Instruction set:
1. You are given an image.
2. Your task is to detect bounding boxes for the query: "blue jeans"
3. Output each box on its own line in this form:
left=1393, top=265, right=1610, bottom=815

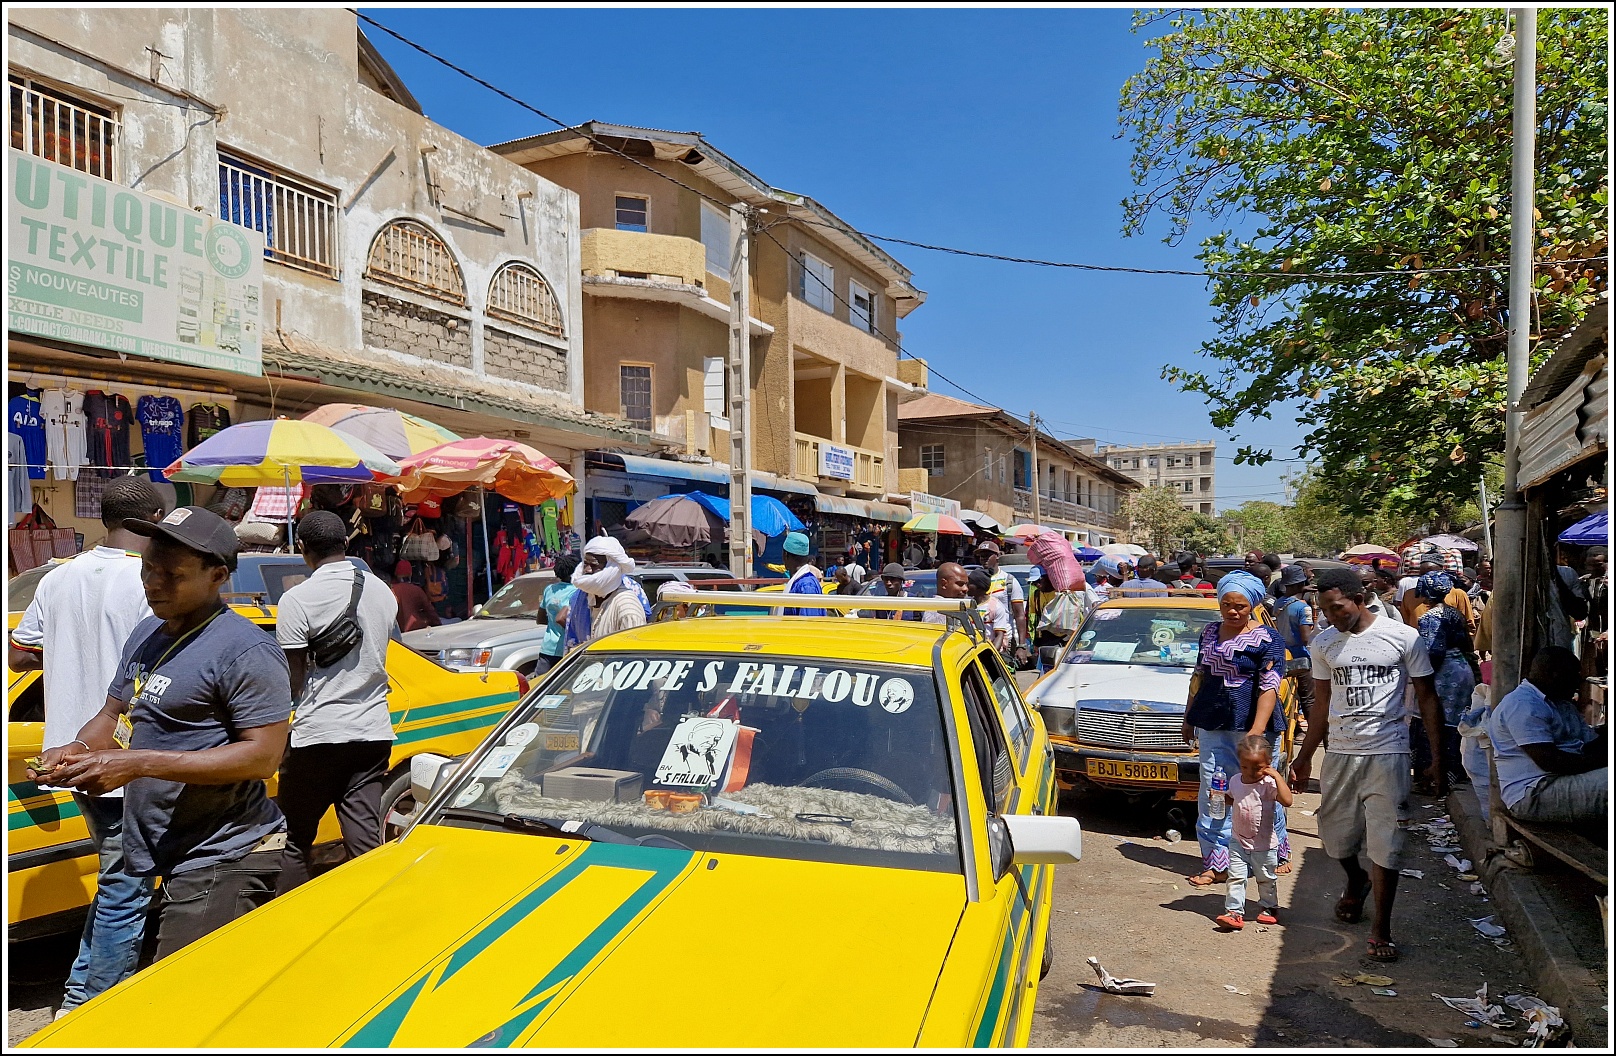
left=1195, top=727, right=1291, bottom=873
left=60, top=794, right=154, bottom=1012
left=1226, top=845, right=1279, bottom=914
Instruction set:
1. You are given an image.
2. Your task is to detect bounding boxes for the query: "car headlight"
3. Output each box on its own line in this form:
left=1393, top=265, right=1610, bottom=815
left=443, top=648, right=493, bottom=667
left=1038, top=704, right=1077, bottom=739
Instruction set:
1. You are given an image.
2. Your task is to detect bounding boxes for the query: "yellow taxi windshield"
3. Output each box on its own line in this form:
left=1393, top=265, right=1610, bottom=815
left=427, top=652, right=961, bottom=873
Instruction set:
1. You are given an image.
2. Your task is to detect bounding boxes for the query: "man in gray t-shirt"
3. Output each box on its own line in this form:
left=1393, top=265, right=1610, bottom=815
left=41, top=506, right=292, bottom=960
left=273, top=511, right=399, bottom=893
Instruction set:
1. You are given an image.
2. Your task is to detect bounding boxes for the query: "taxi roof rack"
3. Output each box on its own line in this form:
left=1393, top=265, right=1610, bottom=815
left=655, top=587, right=985, bottom=642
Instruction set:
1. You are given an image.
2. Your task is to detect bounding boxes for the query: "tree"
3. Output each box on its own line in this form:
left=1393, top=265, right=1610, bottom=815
left=1180, top=511, right=1234, bottom=556
left=1123, top=485, right=1190, bottom=555
left=1220, top=501, right=1292, bottom=555
left=1120, top=8, right=1607, bottom=523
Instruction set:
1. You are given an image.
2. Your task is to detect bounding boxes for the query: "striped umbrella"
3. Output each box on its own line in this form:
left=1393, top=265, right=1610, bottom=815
left=1005, top=523, right=1060, bottom=543
left=301, top=404, right=460, bottom=461
left=163, top=417, right=401, bottom=486
left=901, top=512, right=972, bottom=536
left=396, top=437, right=574, bottom=505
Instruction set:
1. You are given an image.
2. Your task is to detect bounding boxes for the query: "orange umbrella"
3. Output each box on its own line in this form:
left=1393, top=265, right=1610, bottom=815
left=396, top=437, right=574, bottom=505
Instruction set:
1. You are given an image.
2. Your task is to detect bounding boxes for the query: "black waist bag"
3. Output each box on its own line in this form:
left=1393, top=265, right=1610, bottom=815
left=309, top=570, right=366, bottom=668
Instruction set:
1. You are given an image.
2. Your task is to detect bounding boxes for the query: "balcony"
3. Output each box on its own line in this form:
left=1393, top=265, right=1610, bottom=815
left=794, top=432, right=886, bottom=494
left=580, top=229, right=771, bottom=335
left=1013, top=489, right=1125, bottom=532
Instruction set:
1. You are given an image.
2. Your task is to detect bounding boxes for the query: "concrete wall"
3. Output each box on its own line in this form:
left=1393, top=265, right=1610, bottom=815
left=1096, top=440, right=1217, bottom=512
left=7, top=7, right=584, bottom=407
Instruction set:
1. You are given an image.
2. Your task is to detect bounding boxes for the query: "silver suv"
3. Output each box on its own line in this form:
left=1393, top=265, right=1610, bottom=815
left=400, top=564, right=740, bottom=675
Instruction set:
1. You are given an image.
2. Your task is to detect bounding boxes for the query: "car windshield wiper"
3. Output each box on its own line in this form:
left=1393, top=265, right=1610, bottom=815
left=435, top=806, right=594, bottom=841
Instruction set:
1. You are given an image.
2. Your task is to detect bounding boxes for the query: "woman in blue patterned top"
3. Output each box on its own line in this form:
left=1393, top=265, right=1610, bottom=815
left=1412, top=571, right=1479, bottom=792
left=1182, top=571, right=1291, bottom=886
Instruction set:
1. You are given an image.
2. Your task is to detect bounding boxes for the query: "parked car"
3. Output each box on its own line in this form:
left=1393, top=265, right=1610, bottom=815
left=30, top=596, right=1081, bottom=1047
left=402, top=564, right=744, bottom=675
left=1023, top=594, right=1299, bottom=802
left=6, top=603, right=522, bottom=941
left=6, top=552, right=360, bottom=613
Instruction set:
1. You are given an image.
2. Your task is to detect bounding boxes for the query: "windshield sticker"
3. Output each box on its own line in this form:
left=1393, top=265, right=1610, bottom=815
left=654, top=715, right=740, bottom=788
left=1151, top=627, right=1177, bottom=647
left=543, top=730, right=581, bottom=752
left=453, top=782, right=485, bottom=808
left=505, top=722, right=540, bottom=746
left=475, top=745, right=522, bottom=779
left=878, top=677, right=916, bottom=714
left=536, top=694, right=568, bottom=710
left=1063, top=650, right=1095, bottom=664
left=1090, top=641, right=1137, bottom=662
left=1092, top=609, right=1121, bottom=621
left=1152, top=619, right=1188, bottom=632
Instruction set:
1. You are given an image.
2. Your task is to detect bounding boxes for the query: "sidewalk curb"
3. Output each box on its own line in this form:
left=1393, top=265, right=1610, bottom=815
left=1447, top=787, right=1609, bottom=1046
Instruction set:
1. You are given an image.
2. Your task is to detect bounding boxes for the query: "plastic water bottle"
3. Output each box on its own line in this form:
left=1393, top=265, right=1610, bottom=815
left=1208, top=765, right=1228, bottom=821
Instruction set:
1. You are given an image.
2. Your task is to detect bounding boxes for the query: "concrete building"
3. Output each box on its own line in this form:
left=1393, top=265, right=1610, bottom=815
left=7, top=8, right=649, bottom=544
left=897, top=394, right=1138, bottom=544
left=1094, top=441, right=1217, bottom=514
left=491, top=123, right=931, bottom=530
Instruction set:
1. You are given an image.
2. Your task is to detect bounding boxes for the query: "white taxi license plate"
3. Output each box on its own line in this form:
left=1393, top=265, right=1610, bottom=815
left=1086, top=758, right=1179, bottom=783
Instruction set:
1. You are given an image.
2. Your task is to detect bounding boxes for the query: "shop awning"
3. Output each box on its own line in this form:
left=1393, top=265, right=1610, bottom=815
left=959, top=508, right=1006, bottom=533
left=813, top=494, right=911, bottom=523
left=593, top=453, right=819, bottom=496
left=1559, top=511, right=1608, bottom=545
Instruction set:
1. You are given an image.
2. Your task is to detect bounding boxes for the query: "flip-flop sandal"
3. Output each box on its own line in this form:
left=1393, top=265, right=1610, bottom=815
left=1334, top=882, right=1369, bottom=924
left=1186, top=870, right=1227, bottom=887
left=1366, top=939, right=1399, bottom=962
left=1276, top=860, right=1293, bottom=876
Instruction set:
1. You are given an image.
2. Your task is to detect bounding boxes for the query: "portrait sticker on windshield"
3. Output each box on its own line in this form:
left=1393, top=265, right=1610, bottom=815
left=505, top=722, right=540, bottom=746
left=1092, top=609, right=1122, bottom=621
left=654, top=715, right=740, bottom=788
left=476, top=745, right=522, bottom=779
left=877, top=677, right=915, bottom=714
left=1090, top=641, right=1137, bottom=662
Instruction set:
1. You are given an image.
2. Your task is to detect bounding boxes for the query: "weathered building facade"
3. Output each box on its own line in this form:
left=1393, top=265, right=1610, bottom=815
left=1094, top=440, right=1218, bottom=514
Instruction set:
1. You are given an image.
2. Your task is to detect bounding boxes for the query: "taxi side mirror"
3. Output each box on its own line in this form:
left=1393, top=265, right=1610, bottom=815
left=410, top=752, right=455, bottom=806
left=1004, top=814, right=1083, bottom=865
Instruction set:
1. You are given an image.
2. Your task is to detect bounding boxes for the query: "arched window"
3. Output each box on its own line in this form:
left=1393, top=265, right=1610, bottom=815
left=487, top=261, right=564, bottom=336
left=365, top=220, right=465, bottom=304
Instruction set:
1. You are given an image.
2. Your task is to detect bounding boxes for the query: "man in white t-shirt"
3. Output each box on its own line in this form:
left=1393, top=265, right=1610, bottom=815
left=11, top=477, right=163, bottom=1015
left=273, top=511, right=399, bottom=894
left=1290, top=568, right=1442, bottom=966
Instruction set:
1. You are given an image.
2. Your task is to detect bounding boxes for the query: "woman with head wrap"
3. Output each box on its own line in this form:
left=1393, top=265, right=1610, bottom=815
left=1411, top=571, right=1478, bottom=793
left=1182, top=571, right=1292, bottom=885
left=571, top=536, right=646, bottom=642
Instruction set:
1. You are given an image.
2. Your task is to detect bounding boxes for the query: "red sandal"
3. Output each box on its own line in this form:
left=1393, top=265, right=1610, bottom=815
left=1215, top=912, right=1245, bottom=931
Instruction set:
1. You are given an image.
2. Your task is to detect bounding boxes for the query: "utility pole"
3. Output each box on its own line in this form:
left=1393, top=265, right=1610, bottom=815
left=1491, top=8, right=1535, bottom=715
left=1028, top=412, right=1041, bottom=526
left=727, top=204, right=754, bottom=579
left=1478, top=473, right=1493, bottom=560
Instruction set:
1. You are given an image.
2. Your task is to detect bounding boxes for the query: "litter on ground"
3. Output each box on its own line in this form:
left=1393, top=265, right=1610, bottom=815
left=1371, top=988, right=1398, bottom=996
left=1223, top=984, right=1250, bottom=996
left=1335, top=972, right=1396, bottom=987
left=1468, top=915, right=1508, bottom=939
left=1443, top=854, right=1473, bottom=873
left=1504, top=995, right=1567, bottom=1047
left=1425, top=1038, right=1458, bottom=1047
left=1432, top=984, right=1516, bottom=1028
left=1400, top=868, right=1425, bottom=879
left=1087, top=956, right=1157, bottom=996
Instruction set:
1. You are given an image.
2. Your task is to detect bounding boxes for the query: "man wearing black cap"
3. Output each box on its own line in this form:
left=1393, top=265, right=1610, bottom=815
left=39, top=506, right=292, bottom=959
left=861, top=562, right=917, bottom=620
left=273, top=510, right=398, bottom=894
left=973, top=539, right=1028, bottom=664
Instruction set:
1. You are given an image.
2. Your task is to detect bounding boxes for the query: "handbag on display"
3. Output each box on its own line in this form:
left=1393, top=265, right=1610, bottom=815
left=358, top=483, right=391, bottom=517
left=9, top=505, right=77, bottom=573
left=400, top=517, right=439, bottom=562
left=447, top=490, right=483, bottom=521
left=235, top=521, right=284, bottom=548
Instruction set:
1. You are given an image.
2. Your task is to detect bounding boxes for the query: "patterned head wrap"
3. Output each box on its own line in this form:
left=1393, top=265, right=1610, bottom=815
left=1215, top=570, right=1268, bottom=608
left=1415, top=570, right=1453, bottom=601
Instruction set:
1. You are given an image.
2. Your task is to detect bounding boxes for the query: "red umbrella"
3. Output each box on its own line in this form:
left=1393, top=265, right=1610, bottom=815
left=396, top=437, right=573, bottom=505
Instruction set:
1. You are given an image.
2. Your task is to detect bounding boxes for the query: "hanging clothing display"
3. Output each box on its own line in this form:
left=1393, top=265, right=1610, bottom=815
left=136, top=394, right=185, bottom=481
left=74, top=474, right=107, bottom=519
left=8, top=389, right=45, bottom=480
left=8, top=432, right=30, bottom=526
left=40, top=388, right=86, bottom=482
left=187, top=402, right=232, bottom=447
left=539, top=500, right=560, bottom=552
left=83, top=390, right=132, bottom=470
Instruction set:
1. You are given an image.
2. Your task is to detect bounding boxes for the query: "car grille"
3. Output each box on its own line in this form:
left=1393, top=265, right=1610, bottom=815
left=1075, top=708, right=1191, bottom=751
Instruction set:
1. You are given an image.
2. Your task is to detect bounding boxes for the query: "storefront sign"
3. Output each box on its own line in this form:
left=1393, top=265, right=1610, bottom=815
left=909, top=491, right=960, bottom=518
left=8, top=150, right=264, bottom=376
left=818, top=442, right=855, bottom=480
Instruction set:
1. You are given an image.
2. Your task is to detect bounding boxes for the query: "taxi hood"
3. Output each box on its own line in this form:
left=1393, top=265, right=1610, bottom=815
left=1027, top=660, right=1192, bottom=711
left=31, top=825, right=966, bottom=1049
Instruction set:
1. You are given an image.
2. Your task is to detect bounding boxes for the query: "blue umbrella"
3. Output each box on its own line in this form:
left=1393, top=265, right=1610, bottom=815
left=664, top=492, right=804, bottom=537
left=1559, top=511, right=1608, bottom=545
left=1074, top=546, right=1104, bottom=561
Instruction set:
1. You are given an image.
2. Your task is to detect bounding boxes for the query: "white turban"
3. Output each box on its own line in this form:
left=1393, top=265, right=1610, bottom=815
left=575, top=536, right=636, bottom=597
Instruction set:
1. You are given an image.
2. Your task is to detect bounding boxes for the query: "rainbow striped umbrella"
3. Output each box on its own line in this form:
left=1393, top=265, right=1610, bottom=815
left=901, top=512, right=972, bottom=536
left=164, top=417, right=402, bottom=486
left=301, top=404, right=460, bottom=461
left=396, top=437, right=574, bottom=505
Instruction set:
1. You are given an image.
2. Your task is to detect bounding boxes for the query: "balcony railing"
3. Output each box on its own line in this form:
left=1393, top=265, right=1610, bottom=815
left=580, top=229, right=708, bottom=287
left=219, top=156, right=339, bottom=277
left=1013, top=489, right=1123, bottom=531
left=794, top=433, right=885, bottom=493
left=10, top=77, right=117, bottom=180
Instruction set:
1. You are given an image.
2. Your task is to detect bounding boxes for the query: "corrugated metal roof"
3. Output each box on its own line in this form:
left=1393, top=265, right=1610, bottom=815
left=812, top=494, right=910, bottom=523
left=1521, top=295, right=1609, bottom=408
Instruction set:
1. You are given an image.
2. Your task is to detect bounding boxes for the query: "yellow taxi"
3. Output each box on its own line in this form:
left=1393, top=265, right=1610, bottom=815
left=7, top=601, right=523, bottom=941
left=26, top=592, right=1081, bottom=1048
left=1023, top=593, right=1299, bottom=800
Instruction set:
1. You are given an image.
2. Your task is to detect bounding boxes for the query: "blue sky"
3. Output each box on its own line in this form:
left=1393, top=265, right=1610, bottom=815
left=361, top=6, right=1306, bottom=509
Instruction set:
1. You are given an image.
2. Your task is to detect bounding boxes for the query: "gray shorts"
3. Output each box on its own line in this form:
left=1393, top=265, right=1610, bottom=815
left=1318, top=751, right=1411, bottom=869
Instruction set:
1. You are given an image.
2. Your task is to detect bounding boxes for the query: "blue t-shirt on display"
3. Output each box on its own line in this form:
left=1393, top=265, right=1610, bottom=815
left=108, top=609, right=292, bottom=877
left=136, top=395, right=185, bottom=481
left=8, top=391, right=45, bottom=480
